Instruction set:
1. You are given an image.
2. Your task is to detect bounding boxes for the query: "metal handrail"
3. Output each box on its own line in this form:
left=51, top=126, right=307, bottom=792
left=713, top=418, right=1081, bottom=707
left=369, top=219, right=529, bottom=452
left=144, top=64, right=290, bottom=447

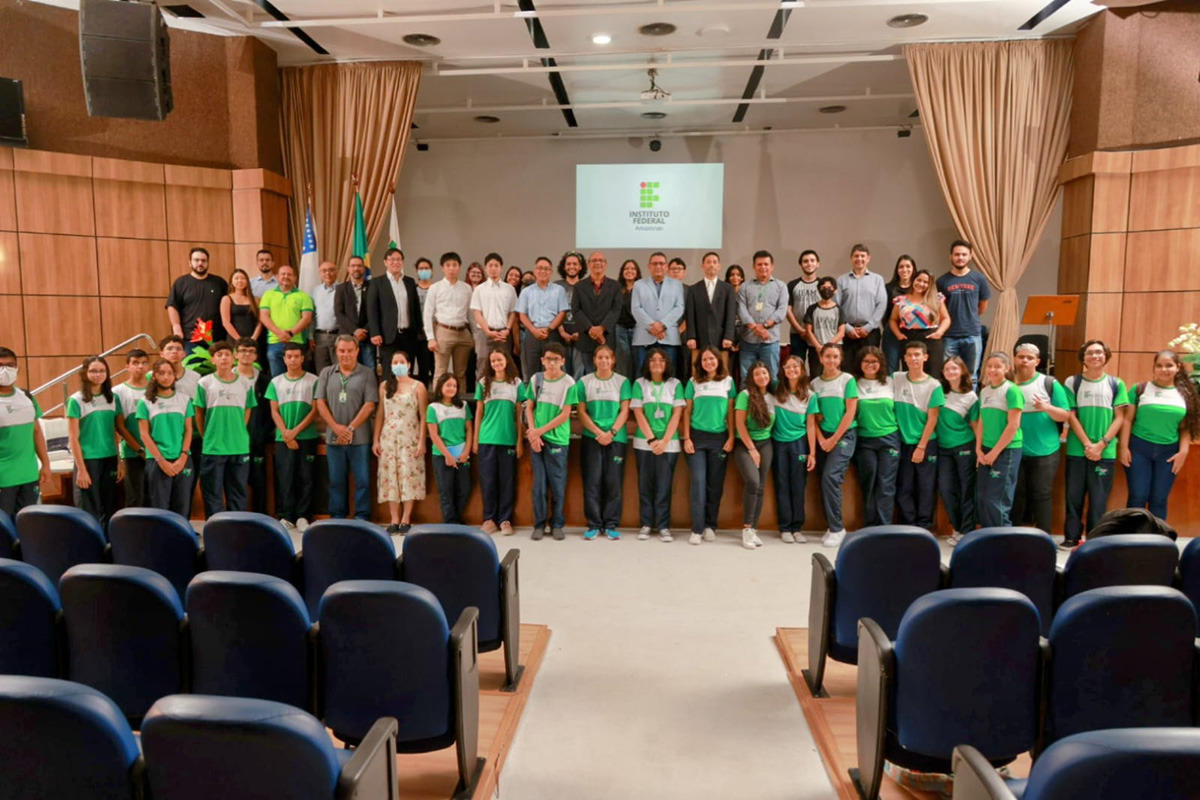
left=32, top=333, right=160, bottom=416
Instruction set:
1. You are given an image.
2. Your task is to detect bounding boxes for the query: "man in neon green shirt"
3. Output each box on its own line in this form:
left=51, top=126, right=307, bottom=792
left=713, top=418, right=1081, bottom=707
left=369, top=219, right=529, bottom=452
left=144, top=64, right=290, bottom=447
left=0, top=347, right=52, bottom=516
left=259, top=264, right=315, bottom=377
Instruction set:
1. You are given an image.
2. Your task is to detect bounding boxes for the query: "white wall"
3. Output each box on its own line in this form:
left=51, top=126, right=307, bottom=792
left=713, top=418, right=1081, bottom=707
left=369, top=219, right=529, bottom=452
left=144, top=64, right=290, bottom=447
left=393, top=129, right=1061, bottom=333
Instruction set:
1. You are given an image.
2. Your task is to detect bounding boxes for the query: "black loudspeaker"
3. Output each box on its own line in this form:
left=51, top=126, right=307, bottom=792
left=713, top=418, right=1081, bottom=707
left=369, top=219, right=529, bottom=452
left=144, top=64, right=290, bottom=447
left=79, top=0, right=173, bottom=121
left=0, top=78, right=27, bottom=147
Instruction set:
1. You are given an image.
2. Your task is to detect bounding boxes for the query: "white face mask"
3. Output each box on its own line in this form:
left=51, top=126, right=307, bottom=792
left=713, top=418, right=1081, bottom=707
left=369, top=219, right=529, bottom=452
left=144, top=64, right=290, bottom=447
left=0, top=366, right=17, bottom=386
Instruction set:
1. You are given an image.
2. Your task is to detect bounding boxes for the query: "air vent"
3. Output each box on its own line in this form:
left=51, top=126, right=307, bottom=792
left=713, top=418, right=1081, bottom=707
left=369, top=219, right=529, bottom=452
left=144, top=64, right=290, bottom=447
left=887, top=13, right=928, bottom=28
left=474, top=115, right=501, bottom=124
left=641, top=111, right=667, bottom=120
left=818, top=105, right=846, bottom=114
left=403, top=33, right=442, bottom=46
left=639, top=22, right=677, bottom=37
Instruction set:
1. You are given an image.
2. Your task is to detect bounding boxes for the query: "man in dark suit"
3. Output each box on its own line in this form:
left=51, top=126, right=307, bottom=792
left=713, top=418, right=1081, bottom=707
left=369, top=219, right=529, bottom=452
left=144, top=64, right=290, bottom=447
left=570, top=251, right=622, bottom=376
left=684, top=251, right=737, bottom=371
left=335, top=255, right=374, bottom=368
left=366, top=247, right=423, bottom=372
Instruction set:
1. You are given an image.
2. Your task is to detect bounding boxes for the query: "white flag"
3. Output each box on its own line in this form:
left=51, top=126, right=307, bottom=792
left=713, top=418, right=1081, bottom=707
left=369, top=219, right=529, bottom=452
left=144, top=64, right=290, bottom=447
left=298, top=203, right=320, bottom=295
left=387, top=200, right=401, bottom=251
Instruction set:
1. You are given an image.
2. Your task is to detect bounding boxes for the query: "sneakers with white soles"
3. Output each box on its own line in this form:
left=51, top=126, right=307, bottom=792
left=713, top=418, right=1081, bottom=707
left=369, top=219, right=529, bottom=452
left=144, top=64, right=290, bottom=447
left=659, top=529, right=673, bottom=542
left=781, top=531, right=795, bottom=544
left=637, top=526, right=651, bottom=540
left=821, top=529, right=845, bottom=547
left=742, top=527, right=757, bottom=550
left=702, top=528, right=716, bottom=542
left=689, top=533, right=702, bottom=545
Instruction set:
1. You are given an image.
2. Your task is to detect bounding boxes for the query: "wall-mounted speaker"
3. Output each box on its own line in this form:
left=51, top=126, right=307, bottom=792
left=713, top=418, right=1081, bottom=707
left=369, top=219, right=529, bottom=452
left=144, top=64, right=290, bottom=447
left=0, top=78, right=28, bottom=147
left=79, top=0, right=173, bottom=121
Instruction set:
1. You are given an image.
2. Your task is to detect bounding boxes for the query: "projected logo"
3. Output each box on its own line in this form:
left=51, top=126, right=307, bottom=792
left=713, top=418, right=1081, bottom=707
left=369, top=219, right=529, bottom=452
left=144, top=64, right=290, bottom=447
left=639, top=181, right=660, bottom=209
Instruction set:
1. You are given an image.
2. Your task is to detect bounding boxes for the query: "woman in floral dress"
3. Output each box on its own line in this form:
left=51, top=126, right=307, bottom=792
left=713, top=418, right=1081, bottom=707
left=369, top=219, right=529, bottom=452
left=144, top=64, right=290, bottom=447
left=373, top=350, right=427, bottom=533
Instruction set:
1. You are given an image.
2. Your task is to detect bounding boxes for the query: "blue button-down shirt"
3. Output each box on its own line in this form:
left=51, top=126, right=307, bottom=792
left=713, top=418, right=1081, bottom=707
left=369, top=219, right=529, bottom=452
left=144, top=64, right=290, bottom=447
left=250, top=274, right=278, bottom=299
left=515, top=281, right=569, bottom=328
left=836, top=270, right=887, bottom=332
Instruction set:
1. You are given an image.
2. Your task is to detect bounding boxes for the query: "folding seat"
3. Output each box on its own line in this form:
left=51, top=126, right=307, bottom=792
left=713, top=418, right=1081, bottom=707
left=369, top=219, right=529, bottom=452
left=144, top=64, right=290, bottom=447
left=0, top=675, right=143, bottom=800
left=141, top=694, right=398, bottom=800
left=108, top=507, right=202, bottom=601
left=945, top=527, right=1057, bottom=634
left=0, top=509, right=16, bottom=557
left=1085, top=507, right=1177, bottom=540
left=1044, top=586, right=1197, bottom=747
left=952, top=728, right=1200, bottom=800
left=319, top=580, right=483, bottom=800
left=1057, top=533, right=1179, bottom=606
left=804, top=525, right=941, bottom=696
left=0, top=558, right=61, bottom=677
left=302, top=520, right=398, bottom=621
left=852, top=588, right=1043, bottom=800
left=60, top=564, right=188, bottom=725
left=17, top=504, right=108, bottom=584
left=401, top=524, right=523, bottom=690
left=1177, top=536, right=1200, bottom=613
left=187, top=571, right=315, bottom=712
left=203, top=510, right=301, bottom=587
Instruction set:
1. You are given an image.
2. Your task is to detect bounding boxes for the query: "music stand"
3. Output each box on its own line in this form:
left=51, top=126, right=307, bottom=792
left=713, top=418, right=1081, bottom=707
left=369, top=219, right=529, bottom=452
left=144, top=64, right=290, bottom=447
left=1022, top=295, right=1079, bottom=373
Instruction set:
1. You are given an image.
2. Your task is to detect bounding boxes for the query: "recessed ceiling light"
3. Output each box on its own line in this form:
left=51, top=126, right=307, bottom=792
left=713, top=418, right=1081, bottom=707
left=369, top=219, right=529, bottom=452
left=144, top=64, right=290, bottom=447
left=641, top=111, right=667, bottom=120
left=818, top=105, right=846, bottom=114
left=697, top=23, right=730, bottom=37
left=474, top=115, right=501, bottom=124
left=403, top=33, right=441, bottom=47
left=639, top=22, right=676, bottom=37
left=592, top=33, right=612, bottom=45
left=887, top=13, right=928, bottom=28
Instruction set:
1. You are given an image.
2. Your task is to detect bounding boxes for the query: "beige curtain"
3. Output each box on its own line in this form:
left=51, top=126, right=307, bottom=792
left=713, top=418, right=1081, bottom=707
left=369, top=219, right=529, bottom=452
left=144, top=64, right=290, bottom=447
left=906, top=40, right=1072, bottom=357
left=281, top=61, right=421, bottom=273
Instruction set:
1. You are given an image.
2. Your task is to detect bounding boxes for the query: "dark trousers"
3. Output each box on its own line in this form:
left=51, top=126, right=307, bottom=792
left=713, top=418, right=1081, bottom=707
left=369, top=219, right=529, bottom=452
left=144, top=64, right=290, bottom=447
left=146, top=457, right=194, bottom=518
left=432, top=456, right=473, bottom=524
left=1012, top=450, right=1060, bottom=533
left=977, top=447, right=1022, bottom=528
left=189, top=433, right=203, bottom=518
left=199, top=454, right=250, bottom=518
left=312, top=330, right=338, bottom=376
left=1064, top=455, right=1115, bottom=541
left=789, top=333, right=812, bottom=372
left=0, top=481, right=39, bottom=517
left=581, top=437, right=626, bottom=531
left=937, top=444, right=977, bottom=533
left=531, top=442, right=569, bottom=529
left=773, top=437, right=811, bottom=533
left=733, top=440, right=774, bottom=528
left=842, top=329, right=881, bottom=374
left=74, top=456, right=119, bottom=527
left=274, top=439, right=316, bottom=522
left=478, top=444, right=517, bottom=525
left=414, top=335, right=434, bottom=386
left=380, top=328, right=421, bottom=379
left=900, top=329, right=945, bottom=378
left=327, top=443, right=371, bottom=520
left=635, top=448, right=678, bottom=530
left=817, top=429, right=857, bottom=532
left=122, top=456, right=145, bottom=508
left=519, top=330, right=562, bottom=385
left=896, top=442, right=939, bottom=529
left=854, top=432, right=901, bottom=527
left=246, top=441, right=269, bottom=513
left=1126, top=435, right=1179, bottom=521
left=686, top=430, right=729, bottom=533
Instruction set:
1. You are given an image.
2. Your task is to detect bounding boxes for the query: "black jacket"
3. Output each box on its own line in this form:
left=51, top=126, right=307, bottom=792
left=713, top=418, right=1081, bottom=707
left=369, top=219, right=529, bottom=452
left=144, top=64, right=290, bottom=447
left=334, top=279, right=369, bottom=335
left=684, top=279, right=736, bottom=348
left=569, top=278, right=623, bottom=354
left=365, top=274, right=422, bottom=345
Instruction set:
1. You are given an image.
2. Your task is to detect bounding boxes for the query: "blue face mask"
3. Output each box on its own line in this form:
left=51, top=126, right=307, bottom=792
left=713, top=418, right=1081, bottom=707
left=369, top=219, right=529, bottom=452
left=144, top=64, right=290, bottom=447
left=417, top=268, right=433, bottom=281
left=391, top=363, right=410, bottom=377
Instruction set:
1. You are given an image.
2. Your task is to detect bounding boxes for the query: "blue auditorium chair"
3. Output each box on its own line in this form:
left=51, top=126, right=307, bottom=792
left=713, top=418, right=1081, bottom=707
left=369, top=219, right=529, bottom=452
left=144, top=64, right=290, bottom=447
left=60, top=564, right=188, bottom=725
left=319, top=580, right=483, bottom=800
left=0, top=509, right=16, bottom=557
left=804, top=526, right=941, bottom=696
left=202, top=511, right=301, bottom=587
left=952, top=728, right=1200, bottom=800
left=0, top=675, right=143, bottom=800
left=302, top=520, right=399, bottom=620
left=141, top=695, right=398, bottom=800
left=401, top=524, right=523, bottom=690
left=108, top=507, right=203, bottom=601
left=1057, top=533, right=1179, bottom=606
left=852, top=588, right=1043, bottom=800
left=1178, top=536, right=1200, bottom=613
left=1044, top=586, right=1198, bottom=748
left=186, top=571, right=315, bottom=712
left=946, top=527, right=1058, bottom=634
left=0, top=558, right=61, bottom=677
left=17, top=504, right=108, bottom=583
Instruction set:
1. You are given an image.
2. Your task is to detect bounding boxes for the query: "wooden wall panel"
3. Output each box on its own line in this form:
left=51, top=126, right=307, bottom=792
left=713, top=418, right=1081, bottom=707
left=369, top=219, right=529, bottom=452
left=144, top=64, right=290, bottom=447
left=164, top=186, right=234, bottom=244
left=1128, top=166, right=1200, bottom=232
left=232, top=190, right=264, bottom=245
left=24, top=357, right=89, bottom=405
left=93, top=171, right=167, bottom=241
left=17, top=233, right=98, bottom=295
left=13, top=172, right=95, bottom=236
left=1120, top=291, right=1200, bottom=353
left=22, top=295, right=101, bottom=356
left=1061, top=177, right=1094, bottom=238
left=1087, top=233, right=1126, bottom=292
left=1123, top=229, right=1200, bottom=292
left=1057, top=235, right=1088, bottom=294
left=1091, top=174, right=1131, bottom=233
left=97, top=238, right=171, bottom=298
left=100, top=297, right=169, bottom=351
left=0, top=162, right=15, bottom=232
left=261, top=192, right=290, bottom=247
left=0, top=230, right=20, bottom=294
left=0, top=294, right=25, bottom=353
left=167, top=241, right=236, bottom=281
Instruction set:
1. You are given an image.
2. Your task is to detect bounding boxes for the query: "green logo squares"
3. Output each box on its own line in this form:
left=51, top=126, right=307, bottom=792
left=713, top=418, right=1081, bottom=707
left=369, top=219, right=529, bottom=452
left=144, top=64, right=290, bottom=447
left=639, top=180, right=660, bottom=208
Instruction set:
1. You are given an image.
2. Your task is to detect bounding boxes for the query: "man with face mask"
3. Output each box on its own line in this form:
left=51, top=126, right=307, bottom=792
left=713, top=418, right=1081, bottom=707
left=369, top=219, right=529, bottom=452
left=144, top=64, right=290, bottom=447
left=0, top=347, right=53, bottom=516
left=366, top=247, right=422, bottom=377
left=335, top=255, right=375, bottom=369
left=166, top=246, right=229, bottom=355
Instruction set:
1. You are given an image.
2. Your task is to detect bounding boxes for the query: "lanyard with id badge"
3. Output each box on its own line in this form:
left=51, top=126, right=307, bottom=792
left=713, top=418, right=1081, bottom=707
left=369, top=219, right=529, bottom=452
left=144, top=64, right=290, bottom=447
left=651, top=381, right=667, bottom=421
left=336, top=372, right=351, bottom=404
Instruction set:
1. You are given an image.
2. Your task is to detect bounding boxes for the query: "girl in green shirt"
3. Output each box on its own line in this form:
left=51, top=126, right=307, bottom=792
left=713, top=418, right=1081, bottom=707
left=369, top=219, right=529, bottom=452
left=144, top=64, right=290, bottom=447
left=852, top=346, right=900, bottom=528
left=974, top=352, right=1024, bottom=528
left=812, top=344, right=858, bottom=546
left=631, top=348, right=684, bottom=541
left=427, top=373, right=473, bottom=525
left=681, top=346, right=735, bottom=545
left=937, top=356, right=979, bottom=545
left=577, top=345, right=631, bottom=540
left=67, top=356, right=120, bottom=526
left=772, top=355, right=818, bottom=543
left=474, top=349, right=523, bottom=535
left=137, top=358, right=194, bottom=517
left=734, top=361, right=775, bottom=549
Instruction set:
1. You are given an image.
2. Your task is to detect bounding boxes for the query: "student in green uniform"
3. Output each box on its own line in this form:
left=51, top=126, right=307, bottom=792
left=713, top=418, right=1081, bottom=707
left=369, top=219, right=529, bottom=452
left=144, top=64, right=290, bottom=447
left=682, top=346, right=735, bottom=545
left=853, top=346, right=900, bottom=528
left=733, top=361, right=775, bottom=549
left=113, top=349, right=150, bottom=508
left=67, top=356, right=120, bottom=526
left=812, top=344, right=858, bottom=547
left=266, top=342, right=319, bottom=530
left=893, top=341, right=944, bottom=529
left=938, top=356, right=979, bottom=545
left=772, top=355, right=818, bottom=543
left=427, top=373, right=473, bottom=524
left=577, top=345, right=631, bottom=541
left=235, top=337, right=272, bottom=514
left=1120, top=349, right=1200, bottom=521
left=158, top=334, right=201, bottom=515
left=138, top=358, right=195, bottom=517
left=0, top=346, right=52, bottom=517
left=474, top=348, right=523, bottom=536
left=194, top=340, right=256, bottom=517
left=523, top=342, right=576, bottom=540
left=1062, top=339, right=1129, bottom=547
left=974, top=352, right=1024, bottom=529
left=1011, top=342, right=1069, bottom=533
left=631, top=347, right=684, bottom=542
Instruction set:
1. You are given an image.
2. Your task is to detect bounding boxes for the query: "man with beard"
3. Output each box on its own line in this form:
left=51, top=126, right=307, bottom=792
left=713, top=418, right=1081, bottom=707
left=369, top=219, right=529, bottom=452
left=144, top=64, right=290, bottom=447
left=166, top=246, right=229, bottom=354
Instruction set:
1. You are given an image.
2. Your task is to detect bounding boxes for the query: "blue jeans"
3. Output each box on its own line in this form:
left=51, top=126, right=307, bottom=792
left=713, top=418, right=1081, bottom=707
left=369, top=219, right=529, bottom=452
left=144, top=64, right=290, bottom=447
left=1126, top=435, right=1179, bottom=521
left=326, top=443, right=371, bottom=520
left=943, top=334, right=983, bottom=385
left=773, top=437, right=811, bottom=533
left=1064, top=454, right=1115, bottom=540
left=358, top=343, right=376, bottom=370
left=938, top=443, right=978, bottom=533
left=817, top=429, right=857, bottom=532
left=977, top=447, right=1022, bottom=528
left=267, top=342, right=288, bottom=377
left=531, top=442, right=569, bottom=529
left=615, top=326, right=635, bottom=379
left=854, top=433, right=901, bottom=527
left=634, top=344, right=679, bottom=378
left=739, top=340, right=780, bottom=382
left=881, top=330, right=901, bottom=374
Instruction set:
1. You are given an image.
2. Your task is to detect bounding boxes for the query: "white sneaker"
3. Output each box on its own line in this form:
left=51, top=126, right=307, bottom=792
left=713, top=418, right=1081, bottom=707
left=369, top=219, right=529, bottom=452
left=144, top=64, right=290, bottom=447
left=794, top=531, right=813, bottom=544
left=296, top=518, right=310, bottom=532
left=637, top=526, right=652, bottom=540
left=280, top=519, right=296, bottom=531
left=689, top=532, right=702, bottom=545
left=741, top=527, right=757, bottom=550
left=750, top=529, right=763, bottom=547
left=702, top=528, right=716, bottom=542
left=659, top=529, right=673, bottom=542
left=781, top=531, right=796, bottom=544
left=822, top=529, right=845, bottom=548
left=947, top=531, right=963, bottom=547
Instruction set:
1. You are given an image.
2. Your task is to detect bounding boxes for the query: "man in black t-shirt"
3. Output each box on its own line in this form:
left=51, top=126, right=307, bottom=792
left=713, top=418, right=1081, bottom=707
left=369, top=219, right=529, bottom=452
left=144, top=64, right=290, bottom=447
left=166, top=246, right=229, bottom=354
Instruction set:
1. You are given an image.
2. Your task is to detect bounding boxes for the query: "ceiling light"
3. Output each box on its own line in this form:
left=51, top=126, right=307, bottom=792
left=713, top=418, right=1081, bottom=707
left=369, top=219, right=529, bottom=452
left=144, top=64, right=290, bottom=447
left=887, top=13, right=929, bottom=28
left=697, top=23, right=730, bottom=38
left=513, top=9, right=536, bottom=18
left=591, top=33, right=611, bottom=45
left=638, top=22, right=677, bottom=37
left=641, top=111, right=667, bottom=120
left=402, top=33, right=441, bottom=47
left=818, top=105, right=846, bottom=114
left=474, top=115, right=501, bottom=124
left=779, top=1, right=804, bottom=8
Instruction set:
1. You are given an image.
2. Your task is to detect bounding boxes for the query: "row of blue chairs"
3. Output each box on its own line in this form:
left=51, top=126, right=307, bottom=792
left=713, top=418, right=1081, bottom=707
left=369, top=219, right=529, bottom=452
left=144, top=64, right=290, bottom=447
left=0, top=506, right=522, bottom=691
left=0, top=676, right=400, bottom=800
left=805, top=526, right=1197, bottom=695
left=850, top=585, right=1200, bottom=800
left=0, top=563, right=484, bottom=797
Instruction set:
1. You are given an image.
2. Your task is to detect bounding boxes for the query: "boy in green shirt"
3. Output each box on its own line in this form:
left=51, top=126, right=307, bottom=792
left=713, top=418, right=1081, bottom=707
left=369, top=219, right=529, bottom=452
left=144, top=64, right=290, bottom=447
left=195, top=340, right=256, bottom=517
left=113, top=349, right=150, bottom=507
left=235, top=337, right=272, bottom=515
left=266, top=342, right=319, bottom=530
left=0, top=346, right=52, bottom=517
left=522, top=342, right=576, bottom=540
left=893, top=341, right=945, bottom=529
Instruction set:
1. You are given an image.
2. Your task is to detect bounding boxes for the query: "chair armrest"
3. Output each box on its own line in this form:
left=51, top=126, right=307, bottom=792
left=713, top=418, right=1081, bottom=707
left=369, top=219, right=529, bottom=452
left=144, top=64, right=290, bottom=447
left=1052, top=564, right=1064, bottom=610
left=450, top=607, right=484, bottom=800
left=103, top=542, right=113, bottom=562
left=852, top=617, right=894, bottom=800
left=951, top=745, right=1016, bottom=800
left=500, top=549, right=522, bottom=691
left=129, top=754, right=147, bottom=800
left=1034, top=636, right=1051, bottom=756
left=337, top=716, right=399, bottom=800
left=939, top=562, right=950, bottom=588
left=308, top=624, right=321, bottom=718
left=179, top=617, right=192, bottom=694
left=195, top=545, right=207, bottom=574
left=1193, top=639, right=1200, bottom=726
left=393, top=555, right=403, bottom=580
left=291, top=553, right=305, bottom=597
left=805, top=553, right=835, bottom=696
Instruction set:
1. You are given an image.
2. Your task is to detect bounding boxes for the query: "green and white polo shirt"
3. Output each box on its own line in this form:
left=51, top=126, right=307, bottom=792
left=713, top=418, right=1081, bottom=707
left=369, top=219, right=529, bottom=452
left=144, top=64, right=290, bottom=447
left=427, top=401, right=472, bottom=458
left=577, top=373, right=631, bottom=443
left=854, top=377, right=898, bottom=439
left=631, top=377, right=685, bottom=452
left=265, top=372, right=319, bottom=441
left=977, top=380, right=1024, bottom=451
left=66, top=390, right=118, bottom=460
left=812, top=372, right=858, bottom=434
left=893, top=373, right=946, bottom=446
left=474, top=379, right=522, bottom=447
left=1131, top=382, right=1188, bottom=445
left=1065, top=374, right=1129, bottom=459
left=521, top=374, right=576, bottom=447
left=136, top=392, right=194, bottom=461
left=0, top=388, right=42, bottom=488
left=937, top=389, right=978, bottom=450
left=195, top=374, right=256, bottom=456
left=112, top=382, right=147, bottom=458
left=770, top=391, right=818, bottom=444
left=1016, top=375, right=1068, bottom=457
left=684, top=376, right=735, bottom=435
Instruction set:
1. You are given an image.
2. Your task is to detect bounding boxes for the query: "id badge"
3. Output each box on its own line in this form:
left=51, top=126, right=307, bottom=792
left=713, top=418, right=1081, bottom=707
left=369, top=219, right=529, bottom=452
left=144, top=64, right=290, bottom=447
left=755, top=301, right=764, bottom=311
left=654, top=408, right=666, bottom=420
left=338, top=390, right=348, bottom=404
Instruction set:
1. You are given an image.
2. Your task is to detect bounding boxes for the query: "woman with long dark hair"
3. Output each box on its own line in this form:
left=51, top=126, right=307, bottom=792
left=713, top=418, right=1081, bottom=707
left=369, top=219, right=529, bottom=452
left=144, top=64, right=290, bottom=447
left=682, top=345, right=735, bottom=545
left=852, top=346, right=900, bottom=527
left=427, top=373, right=473, bottom=524
left=67, top=355, right=119, bottom=524
left=975, top=351, right=1024, bottom=529
left=812, top=343, right=858, bottom=547
left=373, top=350, right=426, bottom=534
left=474, top=348, right=523, bottom=535
left=631, top=347, right=684, bottom=541
left=733, top=360, right=775, bottom=549
left=220, top=268, right=261, bottom=341
left=888, top=267, right=950, bottom=376
left=882, top=255, right=915, bottom=372
left=772, top=355, right=818, bottom=543
left=615, top=259, right=641, bottom=379
left=137, top=358, right=194, bottom=517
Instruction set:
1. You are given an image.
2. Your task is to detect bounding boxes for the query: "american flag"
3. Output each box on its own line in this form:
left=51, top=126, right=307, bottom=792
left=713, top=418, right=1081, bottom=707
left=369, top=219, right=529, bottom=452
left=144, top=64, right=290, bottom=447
left=298, top=202, right=319, bottom=295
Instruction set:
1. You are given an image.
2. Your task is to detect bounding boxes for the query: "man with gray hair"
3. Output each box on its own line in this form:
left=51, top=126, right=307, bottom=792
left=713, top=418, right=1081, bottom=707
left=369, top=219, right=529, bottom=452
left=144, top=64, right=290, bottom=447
left=1011, top=341, right=1070, bottom=533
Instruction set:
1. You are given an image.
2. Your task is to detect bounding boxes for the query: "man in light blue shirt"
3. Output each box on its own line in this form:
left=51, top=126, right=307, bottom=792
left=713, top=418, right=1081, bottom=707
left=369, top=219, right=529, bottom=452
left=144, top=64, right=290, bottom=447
left=836, top=243, right=887, bottom=372
left=630, top=251, right=685, bottom=376
left=249, top=249, right=278, bottom=298
left=515, top=256, right=569, bottom=379
left=736, top=249, right=788, bottom=380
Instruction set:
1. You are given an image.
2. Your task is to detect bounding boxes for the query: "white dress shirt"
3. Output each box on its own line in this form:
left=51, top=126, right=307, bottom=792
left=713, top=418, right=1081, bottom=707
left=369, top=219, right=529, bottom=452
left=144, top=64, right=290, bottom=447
left=387, top=273, right=410, bottom=331
left=313, top=281, right=338, bottom=330
left=422, top=278, right=473, bottom=339
left=704, top=277, right=717, bottom=302
left=470, top=278, right=518, bottom=329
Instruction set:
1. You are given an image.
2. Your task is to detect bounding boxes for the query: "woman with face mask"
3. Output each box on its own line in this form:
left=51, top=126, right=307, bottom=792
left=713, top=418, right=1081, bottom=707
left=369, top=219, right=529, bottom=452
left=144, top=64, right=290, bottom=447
left=373, top=350, right=427, bottom=534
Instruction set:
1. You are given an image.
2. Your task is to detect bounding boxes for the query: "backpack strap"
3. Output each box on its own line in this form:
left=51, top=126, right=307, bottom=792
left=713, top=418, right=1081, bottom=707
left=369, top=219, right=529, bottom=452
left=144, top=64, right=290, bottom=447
left=1042, top=374, right=1055, bottom=400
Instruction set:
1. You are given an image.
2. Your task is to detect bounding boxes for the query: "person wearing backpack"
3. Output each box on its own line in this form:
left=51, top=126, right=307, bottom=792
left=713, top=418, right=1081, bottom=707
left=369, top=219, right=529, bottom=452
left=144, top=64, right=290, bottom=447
left=1011, top=342, right=1070, bottom=533
left=1062, top=339, right=1129, bottom=548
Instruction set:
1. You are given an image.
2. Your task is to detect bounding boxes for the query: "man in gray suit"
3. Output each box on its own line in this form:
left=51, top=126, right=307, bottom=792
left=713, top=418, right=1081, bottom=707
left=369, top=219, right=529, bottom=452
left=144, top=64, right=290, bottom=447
left=684, top=251, right=736, bottom=372
left=630, top=252, right=685, bottom=376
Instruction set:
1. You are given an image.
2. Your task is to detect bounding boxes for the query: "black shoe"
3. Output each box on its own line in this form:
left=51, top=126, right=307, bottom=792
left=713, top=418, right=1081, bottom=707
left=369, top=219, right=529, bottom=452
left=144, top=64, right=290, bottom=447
left=1059, top=538, right=1080, bottom=551
left=398, top=523, right=411, bottom=534
left=532, top=526, right=545, bottom=541
left=386, top=524, right=400, bottom=535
